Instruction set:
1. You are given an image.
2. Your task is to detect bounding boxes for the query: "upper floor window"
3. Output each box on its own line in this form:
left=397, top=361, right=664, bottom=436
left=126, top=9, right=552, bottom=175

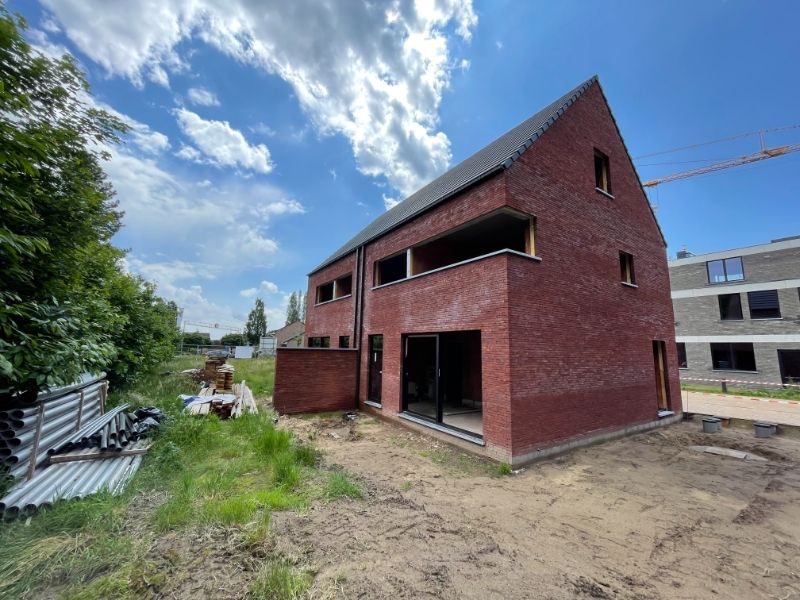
left=594, top=149, right=611, bottom=195
left=315, top=273, right=353, bottom=304
left=339, top=335, right=350, bottom=348
left=619, top=251, right=635, bottom=285
left=748, top=289, right=781, bottom=319
left=375, top=251, right=408, bottom=286
left=706, top=256, right=744, bottom=284
left=718, top=293, right=743, bottom=320
left=316, top=281, right=334, bottom=304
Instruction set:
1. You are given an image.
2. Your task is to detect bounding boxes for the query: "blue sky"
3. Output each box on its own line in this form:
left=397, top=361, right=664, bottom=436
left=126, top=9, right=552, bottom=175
left=14, top=1, right=799, bottom=333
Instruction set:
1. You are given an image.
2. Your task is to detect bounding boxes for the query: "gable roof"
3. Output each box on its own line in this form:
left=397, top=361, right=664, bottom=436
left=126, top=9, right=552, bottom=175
left=273, top=320, right=305, bottom=345
left=310, top=76, right=602, bottom=274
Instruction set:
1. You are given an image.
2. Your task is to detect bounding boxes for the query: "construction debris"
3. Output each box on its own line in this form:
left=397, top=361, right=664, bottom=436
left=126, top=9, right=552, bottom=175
left=183, top=381, right=257, bottom=419
left=215, top=364, right=235, bottom=391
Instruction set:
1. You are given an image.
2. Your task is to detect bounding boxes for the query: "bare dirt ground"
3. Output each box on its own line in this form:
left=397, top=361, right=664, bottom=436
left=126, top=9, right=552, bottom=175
left=274, top=414, right=800, bottom=600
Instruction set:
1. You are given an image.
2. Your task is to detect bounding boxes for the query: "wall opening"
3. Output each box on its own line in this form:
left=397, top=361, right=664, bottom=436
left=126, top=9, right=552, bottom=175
left=316, top=282, right=334, bottom=304
left=375, top=252, right=408, bottom=285
left=410, top=210, right=533, bottom=276
left=334, top=274, right=352, bottom=298
left=403, top=330, right=482, bottom=438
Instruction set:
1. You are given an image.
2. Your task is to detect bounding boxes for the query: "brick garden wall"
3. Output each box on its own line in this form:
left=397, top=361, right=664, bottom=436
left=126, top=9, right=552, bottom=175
left=273, top=348, right=357, bottom=414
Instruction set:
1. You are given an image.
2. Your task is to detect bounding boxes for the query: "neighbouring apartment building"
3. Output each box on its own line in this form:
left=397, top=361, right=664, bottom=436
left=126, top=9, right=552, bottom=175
left=670, top=237, right=800, bottom=386
left=274, top=76, right=682, bottom=465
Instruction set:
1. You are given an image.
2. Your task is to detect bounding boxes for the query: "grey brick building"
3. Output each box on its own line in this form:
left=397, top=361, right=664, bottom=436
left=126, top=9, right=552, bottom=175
left=669, top=236, right=800, bottom=386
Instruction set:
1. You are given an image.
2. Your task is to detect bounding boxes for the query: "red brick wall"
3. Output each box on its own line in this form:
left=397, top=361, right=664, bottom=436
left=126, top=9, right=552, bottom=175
left=305, top=253, right=357, bottom=347
left=504, top=83, right=681, bottom=457
left=359, top=252, right=514, bottom=456
left=273, top=348, right=357, bottom=413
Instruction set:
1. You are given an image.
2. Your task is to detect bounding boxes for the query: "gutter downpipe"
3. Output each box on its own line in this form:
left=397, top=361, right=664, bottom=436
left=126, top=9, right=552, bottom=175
left=353, top=245, right=366, bottom=409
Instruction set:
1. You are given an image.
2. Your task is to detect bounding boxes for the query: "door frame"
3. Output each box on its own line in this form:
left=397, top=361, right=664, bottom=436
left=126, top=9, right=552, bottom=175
left=402, top=333, right=440, bottom=422
left=367, top=334, right=383, bottom=405
left=653, top=340, right=670, bottom=410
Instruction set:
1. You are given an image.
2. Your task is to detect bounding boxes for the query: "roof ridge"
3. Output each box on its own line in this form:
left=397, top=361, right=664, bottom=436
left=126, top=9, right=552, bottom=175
left=309, top=75, right=598, bottom=274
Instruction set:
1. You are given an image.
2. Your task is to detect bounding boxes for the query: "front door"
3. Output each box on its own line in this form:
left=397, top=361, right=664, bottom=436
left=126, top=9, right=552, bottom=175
left=403, top=331, right=483, bottom=437
left=368, top=335, right=383, bottom=404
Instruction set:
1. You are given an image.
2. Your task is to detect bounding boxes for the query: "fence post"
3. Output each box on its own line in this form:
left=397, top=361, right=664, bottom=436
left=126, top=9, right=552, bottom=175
left=26, top=402, right=45, bottom=481
left=721, top=378, right=728, bottom=394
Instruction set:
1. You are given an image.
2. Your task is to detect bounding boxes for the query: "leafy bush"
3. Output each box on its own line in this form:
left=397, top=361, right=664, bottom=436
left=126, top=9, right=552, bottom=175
left=0, top=8, right=178, bottom=398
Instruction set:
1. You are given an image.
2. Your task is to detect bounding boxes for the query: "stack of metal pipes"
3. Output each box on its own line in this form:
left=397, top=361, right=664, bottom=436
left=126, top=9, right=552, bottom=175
left=0, top=377, right=105, bottom=479
left=52, top=403, right=135, bottom=454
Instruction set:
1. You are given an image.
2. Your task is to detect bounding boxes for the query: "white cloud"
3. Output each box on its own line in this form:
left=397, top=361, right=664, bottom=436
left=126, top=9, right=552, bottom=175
left=187, top=87, right=220, bottom=106
left=102, top=147, right=301, bottom=269
left=250, top=122, right=276, bottom=137
left=239, top=280, right=278, bottom=298
left=41, top=0, right=477, bottom=199
left=383, top=194, right=401, bottom=210
left=175, top=107, right=273, bottom=173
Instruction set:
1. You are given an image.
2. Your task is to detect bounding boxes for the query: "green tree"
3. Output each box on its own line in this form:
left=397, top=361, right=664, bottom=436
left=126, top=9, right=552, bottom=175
left=182, top=332, right=209, bottom=346
left=244, top=298, right=267, bottom=345
left=299, top=291, right=307, bottom=323
left=0, top=9, right=178, bottom=398
left=220, top=332, right=246, bottom=346
left=285, top=292, right=299, bottom=325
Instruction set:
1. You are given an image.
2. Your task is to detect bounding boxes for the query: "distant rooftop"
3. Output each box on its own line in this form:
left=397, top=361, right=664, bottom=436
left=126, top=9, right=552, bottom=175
left=669, top=235, right=800, bottom=264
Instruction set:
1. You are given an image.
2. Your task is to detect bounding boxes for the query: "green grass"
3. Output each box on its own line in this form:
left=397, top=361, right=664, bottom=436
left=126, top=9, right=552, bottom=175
left=0, top=355, right=323, bottom=599
left=496, top=463, right=513, bottom=476
left=681, top=383, right=800, bottom=401
left=249, top=558, right=314, bottom=600
left=323, top=472, right=363, bottom=500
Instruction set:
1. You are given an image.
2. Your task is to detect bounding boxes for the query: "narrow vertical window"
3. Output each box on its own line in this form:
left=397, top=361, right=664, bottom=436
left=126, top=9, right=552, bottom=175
left=676, top=343, right=688, bottom=368
left=594, top=149, right=611, bottom=194
left=619, top=251, right=635, bottom=285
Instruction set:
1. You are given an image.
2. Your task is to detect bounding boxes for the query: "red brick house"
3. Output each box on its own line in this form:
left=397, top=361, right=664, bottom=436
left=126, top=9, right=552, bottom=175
left=274, top=76, right=681, bottom=465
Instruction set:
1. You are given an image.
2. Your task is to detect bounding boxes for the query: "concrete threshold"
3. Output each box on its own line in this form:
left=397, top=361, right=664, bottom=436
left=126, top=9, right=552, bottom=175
left=398, top=412, right=485, bottom=446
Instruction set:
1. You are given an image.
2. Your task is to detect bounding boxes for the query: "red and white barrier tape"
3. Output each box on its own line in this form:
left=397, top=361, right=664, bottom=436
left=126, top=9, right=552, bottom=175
left=681, top=376, right=800, bottom=389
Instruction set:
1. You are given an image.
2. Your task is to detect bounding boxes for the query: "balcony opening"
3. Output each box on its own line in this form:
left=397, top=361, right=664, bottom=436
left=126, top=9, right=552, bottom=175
left=410, top=210, right=534, bottom=276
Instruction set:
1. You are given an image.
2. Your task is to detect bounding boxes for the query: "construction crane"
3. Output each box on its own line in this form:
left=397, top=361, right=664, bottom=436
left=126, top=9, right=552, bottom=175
left=639, top=126, right=800, bottom=187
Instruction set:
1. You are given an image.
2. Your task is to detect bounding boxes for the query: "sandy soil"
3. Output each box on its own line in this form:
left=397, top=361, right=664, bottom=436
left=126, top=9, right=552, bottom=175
left=272, top=414, right=800, bottom=600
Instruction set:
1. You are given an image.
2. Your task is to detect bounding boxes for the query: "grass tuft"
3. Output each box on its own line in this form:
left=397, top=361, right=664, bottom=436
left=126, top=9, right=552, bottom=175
left=323, top=472, right=363, bottom=500
left=496, top=463, right=513, bottom=476
left=249, top=558, right=313, bottom=600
